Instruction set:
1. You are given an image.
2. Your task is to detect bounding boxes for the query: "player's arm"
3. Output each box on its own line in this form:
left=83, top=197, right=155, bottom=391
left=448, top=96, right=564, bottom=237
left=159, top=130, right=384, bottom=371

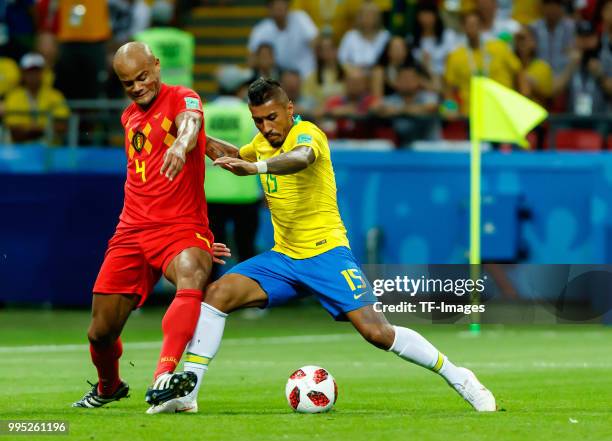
left=160, top=110, right=202, bottom=181
left=214, top=146, right=315, bottom=176
left=205, top=135, right=240, bottom=160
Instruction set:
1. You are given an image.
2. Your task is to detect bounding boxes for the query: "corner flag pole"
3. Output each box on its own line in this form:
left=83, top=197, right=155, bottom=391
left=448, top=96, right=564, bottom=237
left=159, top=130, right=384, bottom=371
left=469, top=76, right=483, bottom=335
left=467, top=77, right=548, bottom=334
left=469, top=135, right=482, bottom=334
left=469, top=136, right=481, bottom=267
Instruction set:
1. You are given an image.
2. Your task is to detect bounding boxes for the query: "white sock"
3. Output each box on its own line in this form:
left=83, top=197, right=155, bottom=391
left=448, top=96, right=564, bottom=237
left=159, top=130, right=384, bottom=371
left=438, top=356, right=466, bottom=385
left=388, top=326, right=466, bottom=384
left=183, top=302, right=227, bottom=401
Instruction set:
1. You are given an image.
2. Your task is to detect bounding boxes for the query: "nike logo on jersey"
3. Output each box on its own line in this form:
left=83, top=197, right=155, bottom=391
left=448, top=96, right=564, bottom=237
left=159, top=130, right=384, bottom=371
left=353, top=292, right=368, bottom=300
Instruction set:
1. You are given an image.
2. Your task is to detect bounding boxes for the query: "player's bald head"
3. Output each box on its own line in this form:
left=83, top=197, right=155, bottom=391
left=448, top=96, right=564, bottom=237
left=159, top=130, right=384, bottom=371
left=113, top=42, right=156, bottom=73
left=113, top=42, right=161, bottom=107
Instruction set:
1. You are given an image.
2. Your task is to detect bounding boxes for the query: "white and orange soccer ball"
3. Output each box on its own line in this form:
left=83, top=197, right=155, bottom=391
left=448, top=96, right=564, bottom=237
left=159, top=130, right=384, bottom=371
left=285, top=365, right=338, bottom=413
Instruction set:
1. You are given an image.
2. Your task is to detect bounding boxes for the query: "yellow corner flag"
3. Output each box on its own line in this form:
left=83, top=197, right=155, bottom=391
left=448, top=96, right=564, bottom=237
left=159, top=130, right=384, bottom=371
left=469, top=77, right=549, bottom=265
left=470, top=76, right=548, bottom=147
left=468, top=78, right=549, bottom=334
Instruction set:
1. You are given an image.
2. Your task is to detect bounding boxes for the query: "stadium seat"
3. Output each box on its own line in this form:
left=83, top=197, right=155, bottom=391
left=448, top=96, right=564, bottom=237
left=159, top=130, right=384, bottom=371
left=374, top=126, right=398, bottom=146
left=554, top=129, right=603, bottom=151
left=441, top=120, right=468, bottom=140
left=526, top=130, right=542, bottom=150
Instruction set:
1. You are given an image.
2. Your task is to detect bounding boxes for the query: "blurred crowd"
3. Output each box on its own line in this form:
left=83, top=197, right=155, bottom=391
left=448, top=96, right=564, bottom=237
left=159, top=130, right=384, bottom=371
left=238, top=0, right=612, bottom=146
left=1, top=0, right=611, bottom=147
left=0, top=0, right=178, bottom=144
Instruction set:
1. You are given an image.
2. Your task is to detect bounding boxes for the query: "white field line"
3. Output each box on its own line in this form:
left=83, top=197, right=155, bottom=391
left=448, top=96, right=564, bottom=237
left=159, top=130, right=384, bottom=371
left=1, top=334, right=611, bottom=371
left=1, top=358, right=611, bottom=371
left=0, top=333, right=356, bottom=354
left=4, top=328, right=609, bottom=355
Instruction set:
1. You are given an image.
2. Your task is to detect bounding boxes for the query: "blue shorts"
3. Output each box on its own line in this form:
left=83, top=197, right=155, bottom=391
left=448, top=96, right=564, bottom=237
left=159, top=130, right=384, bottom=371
left=227, top=246, right=377, bottom=320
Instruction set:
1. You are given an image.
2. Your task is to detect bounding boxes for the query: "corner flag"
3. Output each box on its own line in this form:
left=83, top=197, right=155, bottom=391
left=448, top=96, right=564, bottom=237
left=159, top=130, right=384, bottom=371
left=468, top=77, right=548, bottom=333
left=470, top=77, right=548, bottom=148
left=469, top=77, right=548, bottom=265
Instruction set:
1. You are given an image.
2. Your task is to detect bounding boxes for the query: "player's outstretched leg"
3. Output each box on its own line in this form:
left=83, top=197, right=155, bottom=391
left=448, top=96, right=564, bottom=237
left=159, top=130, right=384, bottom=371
left=145, top=247, right=214, bottom=409
left=73, top=293, right=137, bottom=408
left=346, top=305, right=496, bottom=412
left=146, top=273, right=267, bottom=414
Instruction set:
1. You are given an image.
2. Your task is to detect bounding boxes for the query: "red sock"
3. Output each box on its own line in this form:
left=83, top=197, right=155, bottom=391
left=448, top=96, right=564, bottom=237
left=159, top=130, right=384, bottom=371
left=154, top=289, right=202, bottom=379
left=90, top=338, right=123, bottom=396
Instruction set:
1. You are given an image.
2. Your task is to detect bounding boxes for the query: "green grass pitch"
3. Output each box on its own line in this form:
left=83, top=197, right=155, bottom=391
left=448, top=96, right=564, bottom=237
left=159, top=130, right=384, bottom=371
left=1, top=305, right=611, bottom=441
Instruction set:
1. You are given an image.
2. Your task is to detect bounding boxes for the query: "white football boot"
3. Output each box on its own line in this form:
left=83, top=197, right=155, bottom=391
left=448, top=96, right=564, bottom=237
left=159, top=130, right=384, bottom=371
left=146, top=397, right=198, bottom=414
left=448, top=368, right=496, bottom=411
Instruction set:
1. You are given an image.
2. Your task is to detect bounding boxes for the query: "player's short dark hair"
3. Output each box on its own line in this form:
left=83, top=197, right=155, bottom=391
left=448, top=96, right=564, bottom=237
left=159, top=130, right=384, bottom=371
left=247, top=77, right=288, bottom=106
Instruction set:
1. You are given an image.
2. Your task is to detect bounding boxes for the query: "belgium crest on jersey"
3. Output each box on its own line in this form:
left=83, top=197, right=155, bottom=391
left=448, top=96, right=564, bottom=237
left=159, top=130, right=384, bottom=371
left=132, top=131, right=146, bottom=153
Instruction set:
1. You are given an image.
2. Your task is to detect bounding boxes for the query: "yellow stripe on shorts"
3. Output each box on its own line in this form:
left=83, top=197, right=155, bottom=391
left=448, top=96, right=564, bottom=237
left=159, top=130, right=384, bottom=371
left=185, top=353, right=211, bottom=365
left=195, top=233, right=211, bottom=248
left=432, top=353, right=445, bottom=372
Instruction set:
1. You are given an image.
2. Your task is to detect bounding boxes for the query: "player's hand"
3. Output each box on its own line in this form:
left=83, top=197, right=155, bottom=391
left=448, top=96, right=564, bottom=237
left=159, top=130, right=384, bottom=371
left=213, top=156, right=258, bottom=176
left=160, top=144, right=187, bottom=181
left=211, top=242, right=231, bottom=265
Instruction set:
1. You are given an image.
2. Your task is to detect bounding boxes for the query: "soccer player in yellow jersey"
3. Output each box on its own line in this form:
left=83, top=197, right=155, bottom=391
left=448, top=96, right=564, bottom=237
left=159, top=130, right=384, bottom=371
left=147, top=78, right=496, bottom=414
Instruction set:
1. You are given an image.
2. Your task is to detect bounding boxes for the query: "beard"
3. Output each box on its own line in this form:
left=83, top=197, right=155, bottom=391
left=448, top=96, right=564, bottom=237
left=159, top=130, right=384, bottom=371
left=266, top=133, right=285, bottom=147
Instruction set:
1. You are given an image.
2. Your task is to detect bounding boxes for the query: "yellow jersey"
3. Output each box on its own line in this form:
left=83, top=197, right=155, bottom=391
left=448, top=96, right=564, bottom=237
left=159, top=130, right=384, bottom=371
left=0, top=57, right=20, bottom=98
left=239, top=118, right=349, bottom=259
left=445, top=40, right=521, bottom=114
left=525, top=58, right=553, bottom=100
left=4, top=86, right=70, bottom=130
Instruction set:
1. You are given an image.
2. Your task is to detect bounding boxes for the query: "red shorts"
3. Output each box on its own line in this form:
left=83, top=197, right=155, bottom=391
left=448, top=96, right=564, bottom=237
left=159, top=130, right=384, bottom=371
left=93, top=223, right=214, bottom=307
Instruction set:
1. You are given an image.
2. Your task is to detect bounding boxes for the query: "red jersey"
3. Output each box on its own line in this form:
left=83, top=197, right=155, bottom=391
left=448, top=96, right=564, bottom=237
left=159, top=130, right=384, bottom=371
left=118, top=84, right=208, bottom=229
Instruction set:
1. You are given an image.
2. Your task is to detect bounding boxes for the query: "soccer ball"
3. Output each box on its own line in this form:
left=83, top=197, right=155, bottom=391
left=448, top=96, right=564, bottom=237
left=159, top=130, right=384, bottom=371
left=285, top=365, right=337, bottom=413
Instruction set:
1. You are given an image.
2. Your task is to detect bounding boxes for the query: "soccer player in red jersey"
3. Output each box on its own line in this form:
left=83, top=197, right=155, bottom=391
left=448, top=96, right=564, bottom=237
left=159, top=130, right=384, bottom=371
left=73, top=42, right=230, bottom=410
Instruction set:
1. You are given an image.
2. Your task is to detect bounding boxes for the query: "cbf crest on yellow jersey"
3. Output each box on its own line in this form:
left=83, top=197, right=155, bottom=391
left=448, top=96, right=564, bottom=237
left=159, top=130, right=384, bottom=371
left=239, top=117, right=349, bottom=259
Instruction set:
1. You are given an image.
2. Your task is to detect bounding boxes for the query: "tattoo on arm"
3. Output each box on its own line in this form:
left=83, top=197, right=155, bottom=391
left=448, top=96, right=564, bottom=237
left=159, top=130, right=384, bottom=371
left=206, top=135, right=240, bottom=160
left=265, top=146, right=316, bottom=175
left=174, top=111, right=202, bottom=153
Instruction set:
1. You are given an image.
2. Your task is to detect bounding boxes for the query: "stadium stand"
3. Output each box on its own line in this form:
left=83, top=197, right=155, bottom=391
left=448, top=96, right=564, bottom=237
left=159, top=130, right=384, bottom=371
left=185, top=1, right=266, bottom=96
left=0, top=0, right=609, bottom=148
